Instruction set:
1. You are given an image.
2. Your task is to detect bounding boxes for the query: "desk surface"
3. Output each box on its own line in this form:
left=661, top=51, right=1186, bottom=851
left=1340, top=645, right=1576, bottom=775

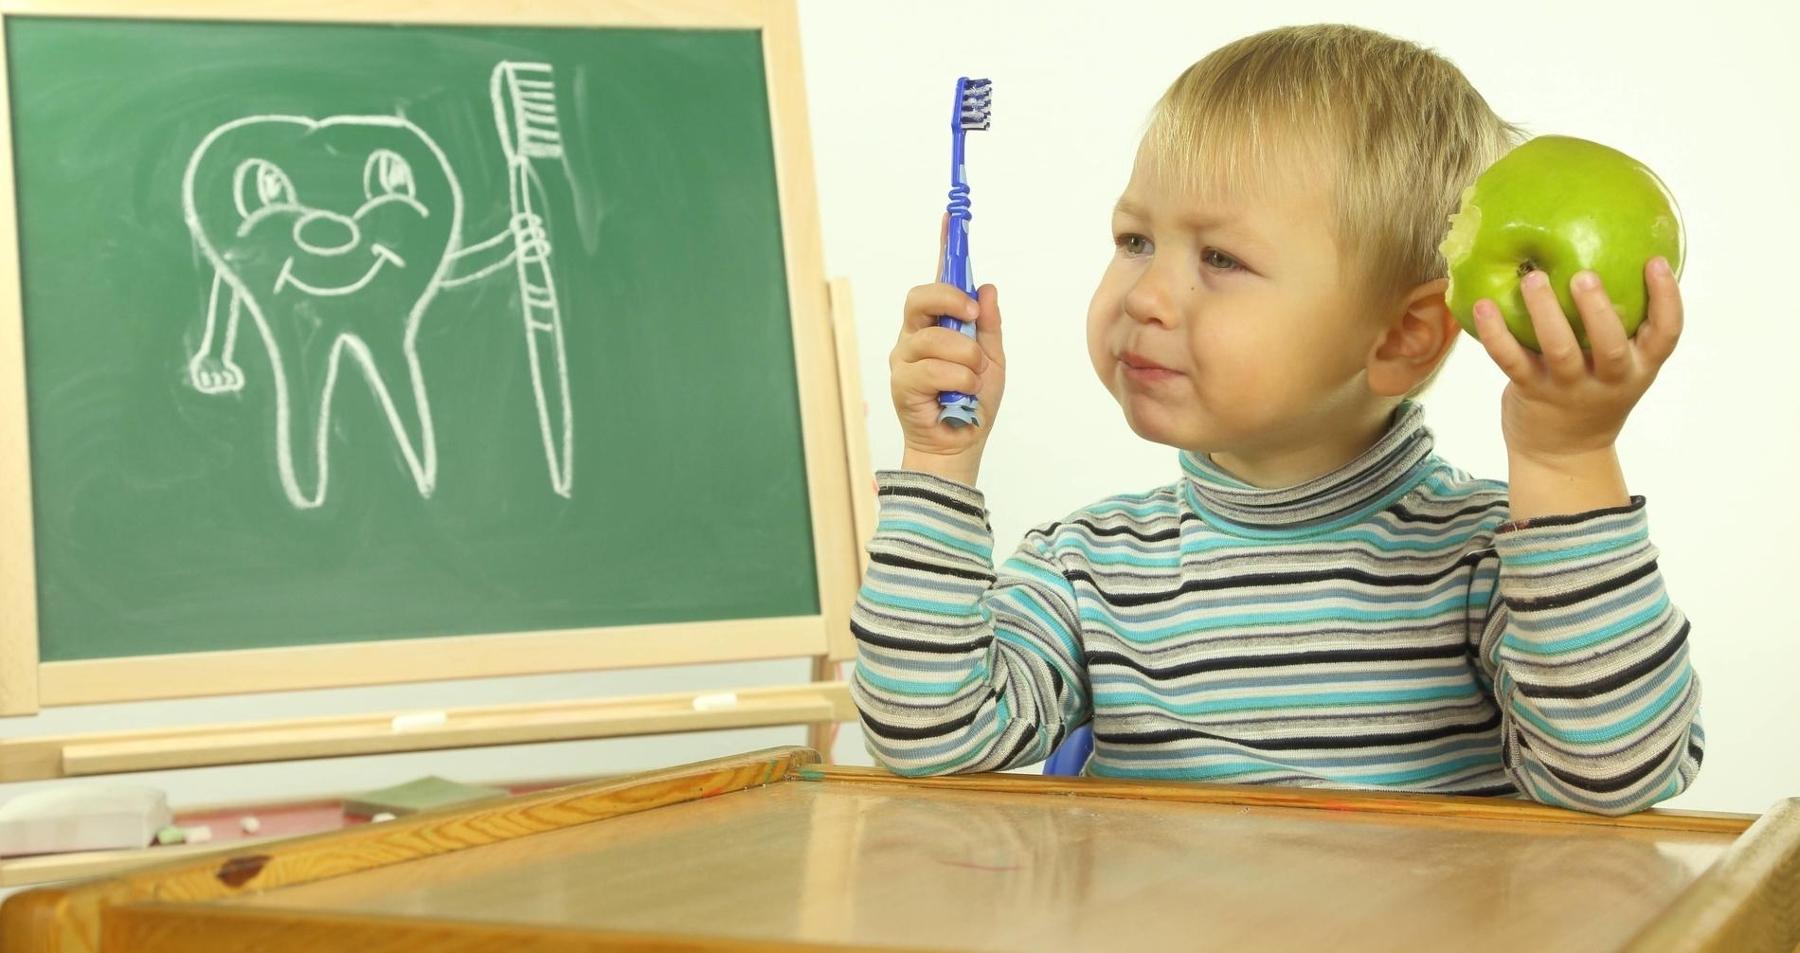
left=3, top=747, right=1795, bottom=953
left=227, top=772, right=1732, bottom=951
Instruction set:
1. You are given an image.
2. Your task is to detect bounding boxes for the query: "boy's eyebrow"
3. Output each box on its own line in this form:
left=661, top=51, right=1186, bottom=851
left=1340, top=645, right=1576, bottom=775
left=1113, top=197, right=1271, bottom=251
left=1113, top=197, right=1169, bottom=223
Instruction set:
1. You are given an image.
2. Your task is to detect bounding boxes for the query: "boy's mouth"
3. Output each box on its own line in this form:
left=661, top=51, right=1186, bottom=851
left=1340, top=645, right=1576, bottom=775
left=1121, top=350, right=1179, bottom=372
left=1120, top=350, right=1183, bottom=384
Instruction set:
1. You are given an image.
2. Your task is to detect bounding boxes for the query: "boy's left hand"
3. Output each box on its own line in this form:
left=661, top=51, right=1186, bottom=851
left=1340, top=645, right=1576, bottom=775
left=1470, top=256, right=1683, bottom=465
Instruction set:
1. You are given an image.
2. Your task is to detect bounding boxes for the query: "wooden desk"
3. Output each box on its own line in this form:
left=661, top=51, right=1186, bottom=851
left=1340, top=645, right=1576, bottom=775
left=3, top=747, right=1795, bottom=952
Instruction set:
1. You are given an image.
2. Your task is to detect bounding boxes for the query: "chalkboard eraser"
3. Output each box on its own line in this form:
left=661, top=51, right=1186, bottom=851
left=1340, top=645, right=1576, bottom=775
left=0, top=784, right=173, bottom=856
left=343, top=776, right=508, bottom=818
left=692, top=692, right=738, bottom=711
left=390, top=711, right=448, bottom=733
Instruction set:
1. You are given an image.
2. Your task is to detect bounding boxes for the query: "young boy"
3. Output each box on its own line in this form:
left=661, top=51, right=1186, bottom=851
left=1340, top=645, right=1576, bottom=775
left=851, top=23, right=1699, bottom=816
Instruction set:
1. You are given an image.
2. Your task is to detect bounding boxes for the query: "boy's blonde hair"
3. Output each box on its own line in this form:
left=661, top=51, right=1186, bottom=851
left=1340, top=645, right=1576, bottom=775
left=1142, top=24, right=1527, bottom=398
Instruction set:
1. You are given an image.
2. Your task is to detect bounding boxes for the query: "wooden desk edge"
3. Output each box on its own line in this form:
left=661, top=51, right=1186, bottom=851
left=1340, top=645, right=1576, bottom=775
left=1622, top=797, right=1800, bottom=953
left=802, top=764, right=1761, bottom=835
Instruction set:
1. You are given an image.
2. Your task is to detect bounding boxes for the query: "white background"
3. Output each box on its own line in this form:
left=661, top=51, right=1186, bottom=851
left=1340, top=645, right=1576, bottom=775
left=0, top=1, right=1793, bottom=866
left=800, top=0, right=1799, bottom=814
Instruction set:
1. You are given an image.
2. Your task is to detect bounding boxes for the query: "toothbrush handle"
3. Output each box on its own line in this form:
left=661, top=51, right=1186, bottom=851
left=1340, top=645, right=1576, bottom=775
left=508, top=159, right=573, bottom=496
left=934, top=215, right=977, bottom=345
left=935, top=138, right=981, bottom=427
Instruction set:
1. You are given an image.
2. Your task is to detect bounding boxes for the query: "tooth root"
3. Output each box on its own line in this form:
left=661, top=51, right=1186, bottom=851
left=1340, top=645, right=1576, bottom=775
left=252, top=313, right=435, bottom=508
left=260, top=325, right=346, bottom=509
left=338, top=329, right=437, bottom=499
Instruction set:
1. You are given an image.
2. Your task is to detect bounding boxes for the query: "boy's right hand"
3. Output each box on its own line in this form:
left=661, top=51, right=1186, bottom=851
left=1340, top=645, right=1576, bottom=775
left=890, top=275, right=1005, bottom=487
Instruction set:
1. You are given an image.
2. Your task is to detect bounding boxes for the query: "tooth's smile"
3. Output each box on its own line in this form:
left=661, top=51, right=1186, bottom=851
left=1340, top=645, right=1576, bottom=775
left=274, top=244, right=406, bottom=296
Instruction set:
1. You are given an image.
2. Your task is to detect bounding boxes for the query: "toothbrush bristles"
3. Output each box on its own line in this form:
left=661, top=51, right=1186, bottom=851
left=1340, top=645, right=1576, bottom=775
left=504, top=62, right=565, bottom=159
left=960, top=77, right=992, bottom=130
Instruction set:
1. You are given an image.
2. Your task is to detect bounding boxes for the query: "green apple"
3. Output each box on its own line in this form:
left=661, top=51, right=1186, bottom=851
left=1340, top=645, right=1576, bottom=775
left=1439, top=135, right=1685, bottom=353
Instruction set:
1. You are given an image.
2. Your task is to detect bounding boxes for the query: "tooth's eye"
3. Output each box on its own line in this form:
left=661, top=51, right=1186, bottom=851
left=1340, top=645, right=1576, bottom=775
left=233, top=159, right=297, bottom=219
left=363, top=150, right=415, bottom=201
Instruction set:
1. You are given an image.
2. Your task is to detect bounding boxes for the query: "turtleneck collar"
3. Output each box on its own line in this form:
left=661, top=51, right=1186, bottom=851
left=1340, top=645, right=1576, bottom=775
left=1178, top=400, right=1437, bottom=539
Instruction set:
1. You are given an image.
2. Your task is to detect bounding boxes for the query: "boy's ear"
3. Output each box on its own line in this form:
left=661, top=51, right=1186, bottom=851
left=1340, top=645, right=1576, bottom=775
left=1366, top=277, right=1460, bottom=397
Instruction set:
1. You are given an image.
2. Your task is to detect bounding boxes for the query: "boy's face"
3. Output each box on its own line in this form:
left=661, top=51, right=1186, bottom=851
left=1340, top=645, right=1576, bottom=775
left=1087, top=144, right=1382, bottom=459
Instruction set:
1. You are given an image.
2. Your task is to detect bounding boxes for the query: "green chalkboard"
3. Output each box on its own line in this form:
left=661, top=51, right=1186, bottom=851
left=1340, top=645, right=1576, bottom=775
left=4, top=16, right=820, bottom=662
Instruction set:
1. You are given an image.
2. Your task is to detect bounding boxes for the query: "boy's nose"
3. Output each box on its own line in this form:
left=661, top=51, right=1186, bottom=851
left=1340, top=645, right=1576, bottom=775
left=1123, top=270, right=1178, bottom=328
left=292, top=210, right=361, bottom=257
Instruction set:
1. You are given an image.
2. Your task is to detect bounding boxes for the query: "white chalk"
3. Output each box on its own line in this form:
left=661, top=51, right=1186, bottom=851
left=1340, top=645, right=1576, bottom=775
left=239, top=816, right=261, bottom=834
left=692, top=692, right=738, bottom=711
left=371, top=812, right=397, bottom=823
left=390, top=711, right=447, bottom=732
left=184, top=824, right=212, bottom=844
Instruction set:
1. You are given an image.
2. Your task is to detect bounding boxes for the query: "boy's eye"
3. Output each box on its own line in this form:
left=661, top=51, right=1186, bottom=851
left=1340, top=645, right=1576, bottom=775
left=1202, top=248, right=1242, bottom=272
left=1115, top=233, right=1151, bottom=257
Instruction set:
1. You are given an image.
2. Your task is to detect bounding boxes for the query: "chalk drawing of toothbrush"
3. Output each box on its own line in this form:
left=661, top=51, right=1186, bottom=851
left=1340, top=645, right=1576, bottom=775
left=491, top=61, right=574, bottom=497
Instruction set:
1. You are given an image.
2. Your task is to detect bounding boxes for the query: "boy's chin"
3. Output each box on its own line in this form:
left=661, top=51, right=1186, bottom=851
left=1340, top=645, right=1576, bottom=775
left=1117, top=400, right=1206, bottom=451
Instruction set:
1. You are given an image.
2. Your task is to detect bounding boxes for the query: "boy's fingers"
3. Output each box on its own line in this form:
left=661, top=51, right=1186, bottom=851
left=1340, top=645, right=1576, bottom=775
left=902, top=283, right=981, bottom=334
left=895, top=325, right=989, bottom=370
left=905, top=358, right=982, bottom=397
left=1472, top=300, right=1535, bottom=385
left=1636, top=256, right=1684, bottom=367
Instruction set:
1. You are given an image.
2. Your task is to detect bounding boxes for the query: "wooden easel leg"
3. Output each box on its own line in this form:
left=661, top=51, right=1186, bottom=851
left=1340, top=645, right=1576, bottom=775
left=807, top=656, right=844, bottom=762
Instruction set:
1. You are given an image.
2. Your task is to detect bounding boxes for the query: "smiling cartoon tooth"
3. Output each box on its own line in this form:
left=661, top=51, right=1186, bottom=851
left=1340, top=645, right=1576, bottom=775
left=182, top=112, right=547, bottom=508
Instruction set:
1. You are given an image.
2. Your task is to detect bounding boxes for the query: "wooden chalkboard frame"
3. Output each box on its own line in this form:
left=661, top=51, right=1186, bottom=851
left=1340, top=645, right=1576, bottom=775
left=0, top=0, right=868, bottom=732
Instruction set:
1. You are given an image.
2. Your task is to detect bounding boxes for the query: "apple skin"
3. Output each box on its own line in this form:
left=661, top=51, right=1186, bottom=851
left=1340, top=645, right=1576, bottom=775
left=1439, top=135, right=1685, bottom=353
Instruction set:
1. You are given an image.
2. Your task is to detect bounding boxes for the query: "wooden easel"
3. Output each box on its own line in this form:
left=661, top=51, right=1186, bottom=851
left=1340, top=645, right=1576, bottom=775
left=0, top=0, right=876, bottom=782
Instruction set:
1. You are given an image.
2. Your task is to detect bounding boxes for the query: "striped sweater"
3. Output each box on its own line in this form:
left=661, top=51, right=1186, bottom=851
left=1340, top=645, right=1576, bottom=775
left=850, top=399, right=1704, bottom=816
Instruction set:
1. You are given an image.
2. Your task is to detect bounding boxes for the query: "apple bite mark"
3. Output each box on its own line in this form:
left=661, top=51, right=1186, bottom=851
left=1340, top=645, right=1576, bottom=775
left=1439, top=185, right=1481, bottom=304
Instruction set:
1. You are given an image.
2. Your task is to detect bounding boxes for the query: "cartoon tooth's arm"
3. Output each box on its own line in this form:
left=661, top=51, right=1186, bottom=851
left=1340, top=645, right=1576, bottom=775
left=438, top=214, right=546, bottom=289
left=188, top=269, right=247, bottom=395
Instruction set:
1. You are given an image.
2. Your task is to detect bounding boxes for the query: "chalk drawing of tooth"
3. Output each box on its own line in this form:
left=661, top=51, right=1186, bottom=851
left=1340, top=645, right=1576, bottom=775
left=180, top=74, right=565, bottom=510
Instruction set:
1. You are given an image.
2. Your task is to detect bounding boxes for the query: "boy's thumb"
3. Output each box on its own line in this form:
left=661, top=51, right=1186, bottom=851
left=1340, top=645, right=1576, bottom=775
left=975, top=283, right=1003, bottom=356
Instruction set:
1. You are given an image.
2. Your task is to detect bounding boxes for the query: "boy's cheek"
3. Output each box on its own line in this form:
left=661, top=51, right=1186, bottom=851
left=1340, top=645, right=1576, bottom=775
left=1084, top=296, right=1120, bottom=388
left=1085, top=326, right=1115, bottom=393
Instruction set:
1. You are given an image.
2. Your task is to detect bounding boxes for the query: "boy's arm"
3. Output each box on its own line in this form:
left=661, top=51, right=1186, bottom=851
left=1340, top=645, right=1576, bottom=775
left=1459, top=249, right=1697, bottom=816
left=851, top=470, right=1090, bottom=776
left=1467, top=493, right=1703, bottom=816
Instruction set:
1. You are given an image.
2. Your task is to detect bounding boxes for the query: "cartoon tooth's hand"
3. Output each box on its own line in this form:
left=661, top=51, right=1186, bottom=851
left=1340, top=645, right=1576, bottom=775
left=509, top=212, right=551, bottom=263
left=189, top=354, right=245, bottom=395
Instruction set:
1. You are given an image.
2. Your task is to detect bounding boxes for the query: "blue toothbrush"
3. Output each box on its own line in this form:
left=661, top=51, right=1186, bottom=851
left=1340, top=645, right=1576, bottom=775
left=935, top=76, right=992, bottom=428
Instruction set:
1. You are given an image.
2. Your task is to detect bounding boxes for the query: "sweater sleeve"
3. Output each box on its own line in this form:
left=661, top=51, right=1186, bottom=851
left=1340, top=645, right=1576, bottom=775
left=849, top=470, right=1090, bottom=776
left=1467, top=494, right=1704, bottom=816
